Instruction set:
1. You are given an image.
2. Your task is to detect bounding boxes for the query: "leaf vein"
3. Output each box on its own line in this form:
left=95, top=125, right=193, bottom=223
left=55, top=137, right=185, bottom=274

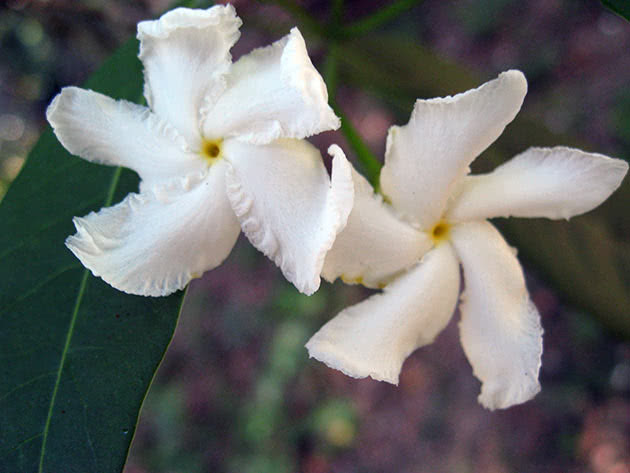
left=37, top=167, right=122, bottom=472
left=0, top=371, right=57, bottom=404
left=0, top=197, right=103, bottom=262
left=67, top=365, right=99, bottom=468
left=0, top=432, right=43, bottom=457
left=0, top=264, right=82, bottom=318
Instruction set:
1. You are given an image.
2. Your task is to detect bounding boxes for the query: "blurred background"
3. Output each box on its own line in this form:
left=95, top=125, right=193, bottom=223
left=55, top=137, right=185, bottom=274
left=1, top=0, right=629, bottom=472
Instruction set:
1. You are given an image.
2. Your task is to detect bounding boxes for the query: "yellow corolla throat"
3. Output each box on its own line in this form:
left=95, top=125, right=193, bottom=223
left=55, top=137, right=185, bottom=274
left=430, top=220, right=451, bottom=245
left=340, top=274, right=364, bottom=285
left=200, top=138, right=223, bottom=164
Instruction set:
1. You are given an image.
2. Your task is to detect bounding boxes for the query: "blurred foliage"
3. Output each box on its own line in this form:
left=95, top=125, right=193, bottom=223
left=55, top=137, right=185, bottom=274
left=231, top=289, right=326, bottom=473
left=309, top=399, right=358, bottom=449
left=602, top=0, right=630, bottom=21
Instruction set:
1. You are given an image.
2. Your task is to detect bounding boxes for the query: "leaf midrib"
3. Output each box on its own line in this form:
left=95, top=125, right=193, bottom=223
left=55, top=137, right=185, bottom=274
left=37, top=166, right=123, bottom=472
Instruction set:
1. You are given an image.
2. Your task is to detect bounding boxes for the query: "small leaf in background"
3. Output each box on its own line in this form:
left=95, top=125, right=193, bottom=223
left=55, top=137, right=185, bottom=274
left=0, top=38, right=184, bottom=473
left=602, top=0, right=630, bottom=22
left=310, top=398, right=358, bottom=450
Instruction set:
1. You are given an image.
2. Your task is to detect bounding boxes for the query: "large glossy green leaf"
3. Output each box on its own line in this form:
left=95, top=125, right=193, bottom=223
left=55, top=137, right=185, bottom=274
left=0, top=38, right=185, bottom=472
left=601, top=0, right=630, bottom=21
left=338, top=34, right=630, bottom=338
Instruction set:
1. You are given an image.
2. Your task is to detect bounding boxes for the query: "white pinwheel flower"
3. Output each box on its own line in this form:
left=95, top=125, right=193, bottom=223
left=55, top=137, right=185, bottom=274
left=306, top=70, right=628, bottom=410
left=46, top=5, right=353, bottom=297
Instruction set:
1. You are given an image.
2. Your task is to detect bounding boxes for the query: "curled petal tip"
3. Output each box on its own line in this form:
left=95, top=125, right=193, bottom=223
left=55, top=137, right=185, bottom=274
left=328, top=144, right=354, bottom=209
left=305, top=338, right=400, bottom=385
left=500, top=69, right=527, bottom=92
left=478, top=378, right=541, bottom=411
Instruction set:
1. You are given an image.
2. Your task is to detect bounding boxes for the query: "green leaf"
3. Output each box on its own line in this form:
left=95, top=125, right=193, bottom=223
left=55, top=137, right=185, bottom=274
left=338, top=33, right=630, bottom=338
left=0, top=37, right=185, bottom=472
left=601, top=0, right=630, bottom=22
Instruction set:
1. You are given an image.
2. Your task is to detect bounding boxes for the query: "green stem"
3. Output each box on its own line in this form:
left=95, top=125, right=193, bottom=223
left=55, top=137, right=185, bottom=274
left=343, top=0, right=424, bottom=37
left=172, top=0, right=208, bottom=8
left=332, top=0, right=345, bottom=24
left=323, top=43, right=339, bottom=101
left=332, top=99, right=382, bottom=189
left=323, top=10, right=381, bottom=189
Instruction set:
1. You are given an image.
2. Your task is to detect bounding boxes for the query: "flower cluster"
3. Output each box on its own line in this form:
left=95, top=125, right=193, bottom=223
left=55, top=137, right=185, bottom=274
left=47, top=6, right=627, bottom=409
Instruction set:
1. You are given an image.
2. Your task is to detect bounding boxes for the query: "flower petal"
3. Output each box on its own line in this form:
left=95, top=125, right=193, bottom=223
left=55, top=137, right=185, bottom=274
left=66, top=162, right=240, bottom=296
left=46, top=87, right=202, bottom=190
left=138, top=5, right=242, bottom=146
left=223, top=139, right=353, bottom=295
left=380, top=70, right=527, bottom=229
left=202, top=27, right=339, bottom=145
left=306, top=243, right=460, bottom=384
left=446, top=146, right=629, bottom=222
left=322, top=163, right=431, bottom=289
left=450, top=221, right=543, bottom=410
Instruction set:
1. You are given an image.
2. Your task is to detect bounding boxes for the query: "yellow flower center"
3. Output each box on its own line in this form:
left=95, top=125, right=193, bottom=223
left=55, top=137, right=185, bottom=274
left=201, top=138, right=223, bottom=163
left=430, top=220, right=451, bottom=245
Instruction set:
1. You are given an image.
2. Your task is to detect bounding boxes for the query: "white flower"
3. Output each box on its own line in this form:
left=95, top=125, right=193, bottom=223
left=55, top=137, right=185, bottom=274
left=305, top=70, right=628, bottom=410
left=46, top=6, right=353, bottom=297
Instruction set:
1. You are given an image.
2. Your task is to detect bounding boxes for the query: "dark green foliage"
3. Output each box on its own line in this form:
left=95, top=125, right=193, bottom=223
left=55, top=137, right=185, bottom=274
left=0, top=38, right=185, bottom=472
left=602, top=0, right=630, bottom=21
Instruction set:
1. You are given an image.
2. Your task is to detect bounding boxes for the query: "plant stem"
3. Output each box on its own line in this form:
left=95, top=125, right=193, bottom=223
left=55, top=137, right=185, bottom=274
left=333, top=99, right=382, bottom=189
left=172, top=0, right=208, bottom=8
left=323, top=2, right=381, bottom=189
left=323, top=43, right=339, bottom=100
left=343, top=0, right=424, bottom=37
left=332, top=0, right=345, bottom=24
left=268, top=0, right=382, bottom=187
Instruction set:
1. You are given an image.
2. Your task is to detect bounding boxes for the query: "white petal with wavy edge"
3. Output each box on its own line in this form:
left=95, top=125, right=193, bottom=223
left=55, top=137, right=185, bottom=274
left=224, top=140, right=353, bottom=295
left=66, top=162, right=240, bottom=296
left=322, top=164, right=431, bottom=288
left=46, top=87, right=203, bottom=190
left=380, top=70, right=527, bottom=229
left=446, top=146, right=629, bottom=222
left=450, top=221, right=543, bottom=410
left=307, top=243, right=460, bottom=384
left=202, top=28, right=340, bottom=145
left=138, top=5, right=241, bottom=147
